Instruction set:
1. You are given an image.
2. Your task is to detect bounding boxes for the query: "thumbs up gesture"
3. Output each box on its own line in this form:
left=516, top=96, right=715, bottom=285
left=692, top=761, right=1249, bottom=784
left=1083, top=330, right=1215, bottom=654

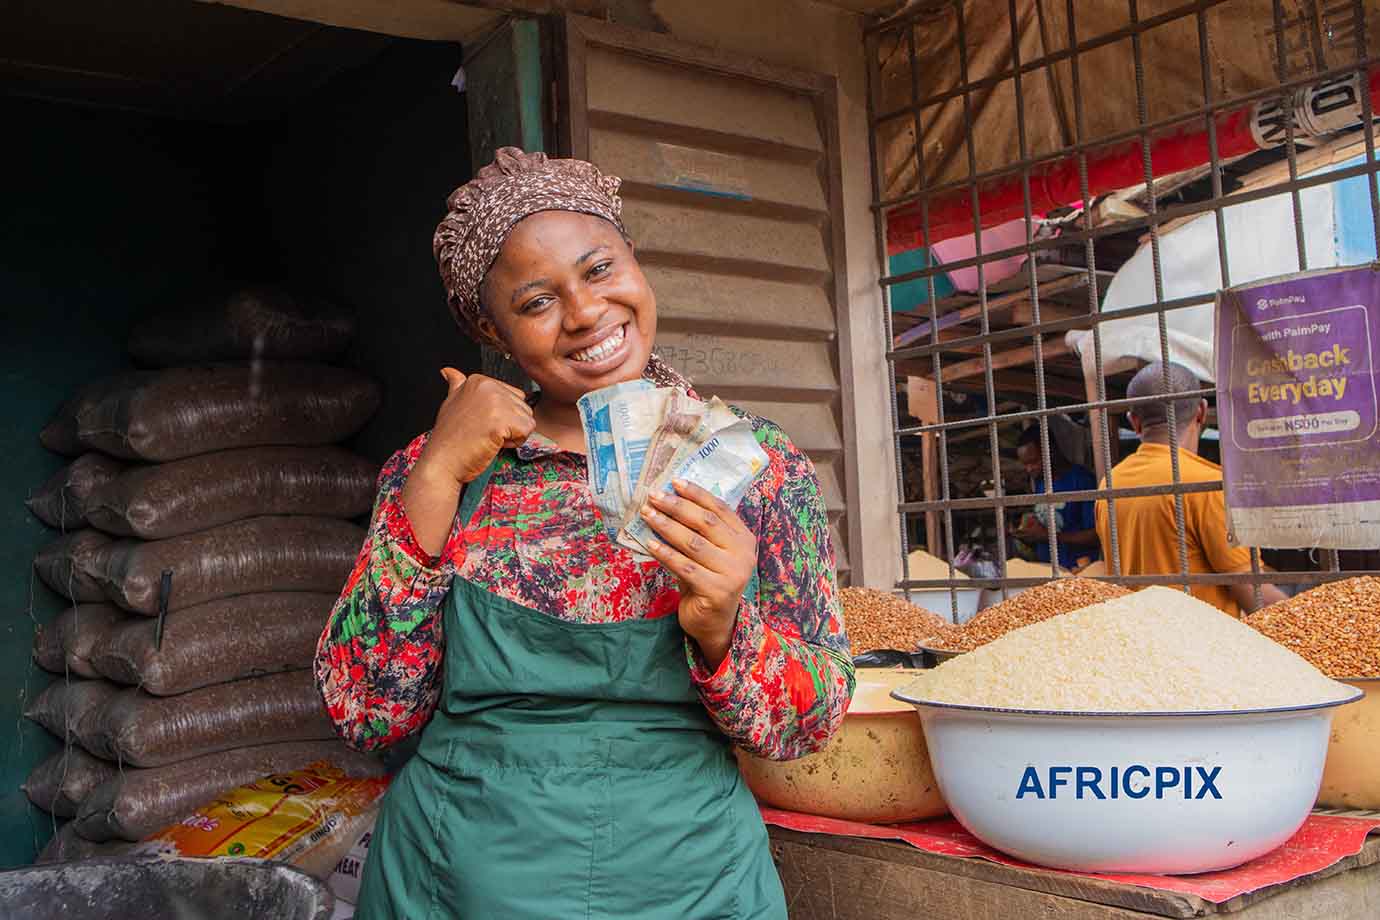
left=418, top=368, right=536, bottom=487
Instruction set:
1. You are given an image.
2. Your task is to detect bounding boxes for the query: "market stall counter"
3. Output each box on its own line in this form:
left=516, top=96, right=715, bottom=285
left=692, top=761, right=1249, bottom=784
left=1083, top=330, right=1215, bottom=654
left=766, top=810, right=1380, bottom=920
left=777, top=581, right=1380, bottom=919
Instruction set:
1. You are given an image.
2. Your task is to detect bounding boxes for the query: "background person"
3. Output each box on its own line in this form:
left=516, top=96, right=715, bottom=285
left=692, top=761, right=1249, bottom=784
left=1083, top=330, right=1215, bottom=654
left=1012, top=424, right=1101, bottom=570
left=1095, top=361, right=1285, bottom=616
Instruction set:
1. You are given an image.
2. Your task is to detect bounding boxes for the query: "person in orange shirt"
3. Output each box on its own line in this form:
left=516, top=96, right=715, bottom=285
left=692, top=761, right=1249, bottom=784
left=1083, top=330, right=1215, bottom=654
left=1095, top=361, right=1285, bottom=617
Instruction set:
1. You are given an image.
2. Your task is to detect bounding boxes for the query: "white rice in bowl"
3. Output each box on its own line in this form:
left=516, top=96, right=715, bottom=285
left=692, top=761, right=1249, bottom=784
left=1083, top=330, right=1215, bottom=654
left=903, top=586, right=1354, bottom=712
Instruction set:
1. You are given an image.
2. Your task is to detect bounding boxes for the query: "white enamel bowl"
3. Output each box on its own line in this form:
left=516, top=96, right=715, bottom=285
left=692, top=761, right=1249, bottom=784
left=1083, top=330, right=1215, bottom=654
left=890, top=687, right=1364, bottom=874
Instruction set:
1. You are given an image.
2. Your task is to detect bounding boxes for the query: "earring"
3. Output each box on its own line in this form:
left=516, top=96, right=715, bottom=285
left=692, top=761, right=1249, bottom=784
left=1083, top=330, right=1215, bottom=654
left=503, top=352, right=512, bottom=361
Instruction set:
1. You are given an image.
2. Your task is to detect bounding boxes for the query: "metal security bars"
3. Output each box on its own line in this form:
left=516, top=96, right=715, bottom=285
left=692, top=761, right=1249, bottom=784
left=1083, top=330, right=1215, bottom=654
left=864, top=0, right=1380, bottom=614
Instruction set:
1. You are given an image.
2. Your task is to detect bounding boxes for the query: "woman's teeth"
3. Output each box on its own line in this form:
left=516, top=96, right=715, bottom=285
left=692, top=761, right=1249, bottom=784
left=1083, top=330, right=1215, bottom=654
left=571, top=325, right=625, bottom=363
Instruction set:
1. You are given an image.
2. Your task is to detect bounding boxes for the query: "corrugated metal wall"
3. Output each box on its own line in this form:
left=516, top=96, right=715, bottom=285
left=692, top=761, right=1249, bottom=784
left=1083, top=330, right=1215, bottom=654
left=560, top=15, right=857, bottom=575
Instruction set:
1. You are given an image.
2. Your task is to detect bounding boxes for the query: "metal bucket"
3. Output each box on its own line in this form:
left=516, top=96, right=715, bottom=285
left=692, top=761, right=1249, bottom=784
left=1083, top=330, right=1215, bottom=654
left=0, top=857, right=334, bottom=920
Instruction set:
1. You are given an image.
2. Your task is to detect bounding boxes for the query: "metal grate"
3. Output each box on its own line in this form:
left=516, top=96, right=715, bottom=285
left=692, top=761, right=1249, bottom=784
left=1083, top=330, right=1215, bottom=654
left=864, top=0, right=1380, bottom=616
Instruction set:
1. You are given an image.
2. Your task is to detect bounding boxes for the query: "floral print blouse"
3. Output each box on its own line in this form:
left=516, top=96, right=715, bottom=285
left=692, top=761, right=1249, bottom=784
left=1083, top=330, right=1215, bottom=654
left=314, top=410, right=854, bottom=761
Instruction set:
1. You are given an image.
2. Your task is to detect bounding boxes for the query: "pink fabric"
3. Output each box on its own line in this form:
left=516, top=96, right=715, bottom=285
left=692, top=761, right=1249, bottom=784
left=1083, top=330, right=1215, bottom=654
left=929, top=219, right=1032, bottom=292
left=761, top=807, right=1380, bottom=904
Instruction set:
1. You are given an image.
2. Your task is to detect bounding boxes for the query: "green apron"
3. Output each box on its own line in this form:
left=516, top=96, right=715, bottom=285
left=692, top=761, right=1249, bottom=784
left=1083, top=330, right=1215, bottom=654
left=355, top=459, right=787, bottom=919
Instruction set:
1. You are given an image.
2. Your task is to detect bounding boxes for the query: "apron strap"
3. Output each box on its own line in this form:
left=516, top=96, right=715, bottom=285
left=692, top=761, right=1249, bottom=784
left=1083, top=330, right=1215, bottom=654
left=457, top=455, right=501, bottom=529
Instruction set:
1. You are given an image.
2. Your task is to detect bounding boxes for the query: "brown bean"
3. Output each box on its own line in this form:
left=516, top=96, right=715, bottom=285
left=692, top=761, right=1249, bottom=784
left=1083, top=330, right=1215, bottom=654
left=923, top=578, right=1132, bottom=653
left=841, top=587, right=950, bottom=655
left=1245, top=577, right=1380, bottom=679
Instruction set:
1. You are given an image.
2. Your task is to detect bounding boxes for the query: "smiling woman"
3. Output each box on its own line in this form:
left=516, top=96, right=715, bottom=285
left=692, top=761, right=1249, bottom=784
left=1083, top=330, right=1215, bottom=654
left=313, top=148, right=853, bottom=919
left=479, top=211, right=659, bottom=408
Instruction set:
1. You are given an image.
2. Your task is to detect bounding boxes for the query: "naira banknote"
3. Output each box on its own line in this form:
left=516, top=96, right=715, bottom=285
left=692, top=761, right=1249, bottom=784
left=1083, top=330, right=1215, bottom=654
left=625, top=396, right=736, bottom=526
left=663, top=398, right=740, bottom=471
left=624, top=389, right=709, bottom=517
left=577, top=379, right=653, bottom=539
left=611, top=386, right=672, bottom=508
left=580, top=382, right=768, bottom=557
left=617, top=414, right=768, bottom=555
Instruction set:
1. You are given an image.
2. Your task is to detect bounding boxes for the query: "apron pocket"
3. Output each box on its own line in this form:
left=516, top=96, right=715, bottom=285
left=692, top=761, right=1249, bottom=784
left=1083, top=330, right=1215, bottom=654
left=431, top=753, right=603, bottom=918
left=593, top=760, right=743, bottom=920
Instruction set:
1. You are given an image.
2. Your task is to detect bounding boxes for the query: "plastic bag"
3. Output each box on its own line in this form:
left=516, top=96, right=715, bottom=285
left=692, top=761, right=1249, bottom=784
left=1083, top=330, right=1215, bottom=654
left=138, top=760, right=390, bottom=881
left=24, top=746, right=119, bottom=818
left=84, top=670, right=336, bottom=768
left=38, top=373, right=143, bottom=457
left=86, top=446, right=378, bottom=539
left=27, top=454, right=125, bottom=530
left=61, top=605, right=132, bottom=679
left=32, top=604, right=131, bottom=678
left=41, top=362, right=381, bottom=462
left=328, top=816, right=377, bottom=905
left=128, top=286, right=357, bottom=367
left=851, top=650, right=927, bottom=669
left=33, top=530, right=112, bottom=603
left=73, top=740, right=385, bottom=842
left=92, top=592, right=336, bottom=696
left=31, top=606, right=131, bottom=681
left=32, top=614, right=67, bottom=674
left=37, top=823, right=140, bottom=863
left=25, top=678, right=121, bottom=744
left=92, top=516, right=364, bottom=614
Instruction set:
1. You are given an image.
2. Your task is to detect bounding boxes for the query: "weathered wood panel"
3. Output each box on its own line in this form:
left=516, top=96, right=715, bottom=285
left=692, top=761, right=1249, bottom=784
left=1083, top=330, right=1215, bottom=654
left=623, top=198, right=829, bottom=276
left=641, top=265, right=834, bottom=336
left=586, top=46, right=824, bottom=151
left=592, top=127, right=828, bottom=212
left=654, top=332, right=838, bottom=396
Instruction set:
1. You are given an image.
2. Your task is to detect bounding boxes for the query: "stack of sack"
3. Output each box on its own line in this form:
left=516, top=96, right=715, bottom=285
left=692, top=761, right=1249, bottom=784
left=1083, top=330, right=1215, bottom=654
left=25, top=287, right=387, bottom=859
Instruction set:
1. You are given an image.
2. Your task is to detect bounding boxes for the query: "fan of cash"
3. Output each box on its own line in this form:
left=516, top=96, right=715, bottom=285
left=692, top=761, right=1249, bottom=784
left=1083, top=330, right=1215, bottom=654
left=578, top=380, right=769, bottom=559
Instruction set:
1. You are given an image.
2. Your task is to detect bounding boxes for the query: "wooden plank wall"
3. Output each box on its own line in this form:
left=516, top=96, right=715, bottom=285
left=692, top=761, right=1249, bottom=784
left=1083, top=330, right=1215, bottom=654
left=568, top=24, right=855, bottom=572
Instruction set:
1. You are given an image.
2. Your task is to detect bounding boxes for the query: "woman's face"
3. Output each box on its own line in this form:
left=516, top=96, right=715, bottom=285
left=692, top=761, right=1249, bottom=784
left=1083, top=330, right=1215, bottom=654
left=480, top=211, right=657, bottom=405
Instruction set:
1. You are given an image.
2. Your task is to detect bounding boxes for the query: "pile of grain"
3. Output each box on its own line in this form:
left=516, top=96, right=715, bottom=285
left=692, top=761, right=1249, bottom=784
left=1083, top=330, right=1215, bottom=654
left=1245, top=577, right=1380, bottom=678
left=922, top=578, right=1131, bottom=652
left=903, top=587, right=1352, bottom=712
left=1002, top=558, right=1067, bottom=578
left=841, top=587, right=950, bottom=655
left=906, top=549, right=968, bottom=580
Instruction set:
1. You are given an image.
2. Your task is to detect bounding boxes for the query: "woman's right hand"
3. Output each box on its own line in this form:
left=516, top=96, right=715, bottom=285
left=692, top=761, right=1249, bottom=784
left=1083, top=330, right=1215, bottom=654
left=403, top=369, right=535, bottom=559
left=418, top=368, right=536, bottom=486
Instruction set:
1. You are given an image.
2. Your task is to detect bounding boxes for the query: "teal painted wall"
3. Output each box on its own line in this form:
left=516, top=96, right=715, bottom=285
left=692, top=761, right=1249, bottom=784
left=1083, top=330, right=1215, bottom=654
left=1, top=96, right=243, bottom=865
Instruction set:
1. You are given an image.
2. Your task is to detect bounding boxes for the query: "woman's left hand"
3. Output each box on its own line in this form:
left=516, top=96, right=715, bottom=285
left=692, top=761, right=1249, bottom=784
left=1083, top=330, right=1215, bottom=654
left=639, top=480, right=757, bottom=671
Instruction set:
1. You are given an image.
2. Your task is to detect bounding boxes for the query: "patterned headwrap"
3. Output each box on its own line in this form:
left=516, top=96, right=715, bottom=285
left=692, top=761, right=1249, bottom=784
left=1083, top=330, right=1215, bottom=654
left=433, top=147, right=688, bottom=389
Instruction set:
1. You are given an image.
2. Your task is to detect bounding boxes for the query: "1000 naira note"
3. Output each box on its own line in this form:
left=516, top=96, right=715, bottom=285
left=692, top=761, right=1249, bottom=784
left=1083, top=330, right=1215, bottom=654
left=610, top=386, right=672, bottom=509
left=579, top=382, right=768, bottom=555
left=624, top=390, right=709, bottom=515
left=577, top=379, right=653, bottom=539
left=617, top=414, right=768, bottom=555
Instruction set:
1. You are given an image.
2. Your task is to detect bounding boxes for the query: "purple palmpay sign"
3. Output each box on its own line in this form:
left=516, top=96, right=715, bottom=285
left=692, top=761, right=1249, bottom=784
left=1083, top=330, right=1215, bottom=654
left=1215, top=263, right=1380, bottom=549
